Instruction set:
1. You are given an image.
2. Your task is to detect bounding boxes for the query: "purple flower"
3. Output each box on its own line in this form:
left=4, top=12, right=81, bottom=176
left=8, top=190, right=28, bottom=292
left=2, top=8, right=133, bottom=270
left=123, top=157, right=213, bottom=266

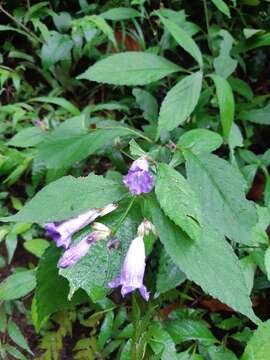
left=45, top=204, right=117, bottom=249
left=108, top=235, right=149, bottom=300
left=123, top=157, right=154, bottom=195
left=58, top=233, right=96, bottom=268
left=58, top=223, right=111, bottom=268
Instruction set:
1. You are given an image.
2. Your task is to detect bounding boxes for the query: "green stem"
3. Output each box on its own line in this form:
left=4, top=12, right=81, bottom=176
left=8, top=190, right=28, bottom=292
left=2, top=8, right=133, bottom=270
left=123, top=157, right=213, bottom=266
left=111, top=197, right=135, bottom=236
left=202, top=0, right=211, bottom=51
left=0, top=5, right=41, bottom=43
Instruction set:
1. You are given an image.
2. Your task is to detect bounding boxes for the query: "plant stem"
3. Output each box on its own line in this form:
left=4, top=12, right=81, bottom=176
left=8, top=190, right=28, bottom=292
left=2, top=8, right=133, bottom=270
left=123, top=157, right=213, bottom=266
left=0, top=5, right=41, bottom=43
left=111, top=197, right=135, bottom=235
left=202, top=0, right=211, bottom=51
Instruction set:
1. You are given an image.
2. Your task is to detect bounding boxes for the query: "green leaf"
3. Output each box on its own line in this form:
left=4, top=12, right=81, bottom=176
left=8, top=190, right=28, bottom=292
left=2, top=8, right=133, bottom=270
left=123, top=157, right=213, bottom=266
left=41, top=31, right=73, bottom=69
left=159, top=15, right=203, bottom=67
left=0, top=270, right=36, bottom=301
left=23, top=239, right=50, bottom=258
left=155, top=163, right=202, bottom=241
left=213, top=30, right=237, bottom=78
left=178, top=129, right=223, bottom=154
left=210, top=74, right=235, bottom=140
left=185, top=152, right=257, bottom=244
left=158, top=72, right=202, bottom=133
left=166, top=319, right=217, bottom=345
left=30, top=96, right=80, bottom=116
left=156, top=249, right=186, bottom=297
left=101, top=7, right=141, bottom=21
left=5, top=344, right=27, bottom=360
left=240, top=103, right=270, bottom=125
left=229, top=77, right=253, bottom=100
left=210, top=0, right=231, bottom=18
left=77, top=52, right=180, bottom=86
left=97, top=311, right=114, bottom=350
left=241, top=320, right=270, bottom=359
left=7, top=127, right=45, bottom=148
left=52, top=12, right=72, bottom=33
left=145, top=195, right=258, bottom=323
left=264, top=247, right=270, bottom=281
left=208, top=346, right=238, bottom=360
left=132, top=88, right=158, bottom=123
left=36, top=125, right=135, bottom=169
left=148, top=322, right=178, bottom=360
left=88, top=15, right=116, bottom=46
left=59, top=206, right=140, bottom=300
left=35, top=245, right=86, bottom=328
left=7, top=320, right=33, bottom=355
left=1, top=173, right=126, bottom=223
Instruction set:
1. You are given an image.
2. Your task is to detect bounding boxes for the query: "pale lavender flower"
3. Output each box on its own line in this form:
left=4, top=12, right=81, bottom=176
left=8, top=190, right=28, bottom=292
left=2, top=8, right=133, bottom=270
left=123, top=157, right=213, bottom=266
left=108, top=235, right=149, bottom=300
left=123, top=157, right=154, bottom=195
left=45, top=204, right=117, bottom=249
left=58, top=223, right=111, bottom=268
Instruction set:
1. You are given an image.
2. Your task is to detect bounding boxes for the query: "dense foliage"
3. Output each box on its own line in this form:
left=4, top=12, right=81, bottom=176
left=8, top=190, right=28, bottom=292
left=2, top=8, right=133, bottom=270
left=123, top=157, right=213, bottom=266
left=1, top=0, right=270, bottom=359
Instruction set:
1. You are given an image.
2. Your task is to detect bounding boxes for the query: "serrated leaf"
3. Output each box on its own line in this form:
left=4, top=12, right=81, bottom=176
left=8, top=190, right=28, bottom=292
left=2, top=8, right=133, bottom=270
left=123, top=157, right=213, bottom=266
left=177, top=129, right=223, bottom=154
left=59, top=206, right=141, bottom=301
left=210, top=74, right=235, bottom=140
left=156, top=249, right=186, bottom=297
left=241, top=320, right=270, bottom=359
left=1, top=173, right=126, bottom=223
left=156, top=163, right=202, bottom=241
left=145, top=195, right=258, bottom=323
left=208, top=346, right=238, bottom=360
left=159, top=15, right=203, bottom=67
left=185, top=152, right=257, bottom=244
left=0, top=270, right=36, bottom=301
left=35, top=245, right=87, bottom=328
left=158, top=72, right=202, bottom=133
left=36, top=125, right=140, bottom=169
left=77, top=52, right=180, bottom=86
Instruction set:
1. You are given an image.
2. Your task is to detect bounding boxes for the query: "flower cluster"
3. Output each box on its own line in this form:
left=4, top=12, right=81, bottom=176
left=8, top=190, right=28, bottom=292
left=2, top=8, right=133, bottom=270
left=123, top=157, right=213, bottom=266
left=45, top=204, right=116, bottom=267
left=45, top=157, right=155, bottom=299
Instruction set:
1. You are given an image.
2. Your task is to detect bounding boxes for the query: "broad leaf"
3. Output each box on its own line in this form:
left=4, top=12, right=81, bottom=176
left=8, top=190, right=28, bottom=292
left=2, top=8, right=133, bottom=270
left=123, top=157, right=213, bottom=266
left=36, top=125, right=136, bottom=169
left=166, top=319, right=217, bottom=345
left=210, top=74, right=235, bottom=140
left=240, top=103, right=270, bottom=125
left=1, top=173, right=127, bottom=223
left=177, top=129, right=223, bottom=154
left=144, top=195, right=258, bottom=323
left=35, top=245, right=87, bottom=328
left=59, top=206, right=140, bottom=301
left=8, top=127, right=45, bottom=148
left=155, top=163, right=202, bottom=241
left=158, top=72, right=202, bottom=133
left=0, top=270, right=36, bottom=301
left=241, top=320, right=270, bottom=359
left=156, top=249, right=186, bottom=297
left=185, top=152, right=257, bottom=244
left=77, top=52, right=180, bottom=86
left=159, top=15, right=203, bottom=67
